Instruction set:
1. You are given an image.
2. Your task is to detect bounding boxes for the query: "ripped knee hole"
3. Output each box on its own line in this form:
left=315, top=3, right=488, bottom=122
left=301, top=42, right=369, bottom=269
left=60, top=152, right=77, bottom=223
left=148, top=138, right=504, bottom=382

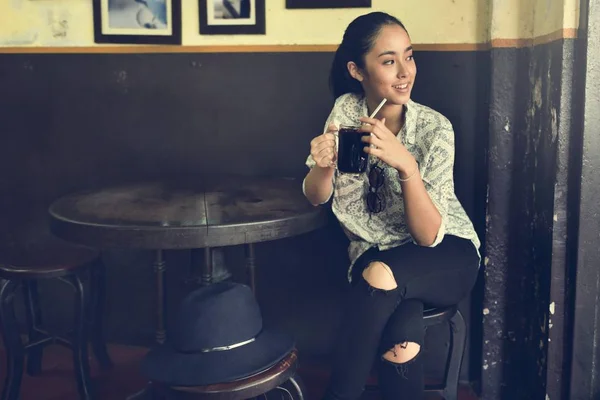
left=382, top=342, right=421, bottom=364
left=362, top=261, right=397, bottom=291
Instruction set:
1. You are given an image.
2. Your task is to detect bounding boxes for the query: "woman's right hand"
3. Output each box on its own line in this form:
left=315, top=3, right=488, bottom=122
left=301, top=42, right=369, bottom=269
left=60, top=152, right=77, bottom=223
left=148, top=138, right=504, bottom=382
left=310, top=124, right=338, bottom=169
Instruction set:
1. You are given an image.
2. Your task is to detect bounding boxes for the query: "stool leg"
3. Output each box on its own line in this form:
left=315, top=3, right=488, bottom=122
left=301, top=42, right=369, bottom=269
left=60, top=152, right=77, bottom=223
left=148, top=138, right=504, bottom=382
left=275, top=374, right=306, bottom=400
left=23, top=280, right=44, bottom=376
left=89, top=258, right=113, bottom=370
left=444, top=309, right=467, bottom=400
left=125, top=382, right=164, bottom=400
left=287, top=375, right=306, bottom=400
left=69, top=274, right=94, bottom=400
left=0, top=279, right=24, bottom=400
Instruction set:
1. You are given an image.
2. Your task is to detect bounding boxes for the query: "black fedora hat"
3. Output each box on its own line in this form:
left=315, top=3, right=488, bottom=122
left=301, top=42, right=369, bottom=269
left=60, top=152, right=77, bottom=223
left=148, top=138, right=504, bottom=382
left=140, top=281, right=294, bottom=386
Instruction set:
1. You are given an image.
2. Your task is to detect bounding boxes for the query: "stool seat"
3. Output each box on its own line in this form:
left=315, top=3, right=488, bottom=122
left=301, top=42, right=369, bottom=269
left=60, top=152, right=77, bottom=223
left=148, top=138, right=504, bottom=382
left=162, top=349, right=304, bottom=400
left=0, top=241, right=99, bottom=279
left=423, top=305, right=457, bottom=326
left=0, top=233, right=111, bottom=400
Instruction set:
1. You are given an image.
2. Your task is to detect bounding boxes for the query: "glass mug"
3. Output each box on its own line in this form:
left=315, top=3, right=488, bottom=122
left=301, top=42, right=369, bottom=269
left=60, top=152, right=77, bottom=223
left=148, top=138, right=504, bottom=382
left=335, top=124, right=370, bottom=174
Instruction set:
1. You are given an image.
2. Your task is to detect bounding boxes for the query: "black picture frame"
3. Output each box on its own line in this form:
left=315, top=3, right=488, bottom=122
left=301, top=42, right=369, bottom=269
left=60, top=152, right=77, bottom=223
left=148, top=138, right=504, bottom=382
left=93, top=0, right=182, bottom=45
left=199, top=0, right=265, bottom=35
left=286, top=0, right=371, bottom=8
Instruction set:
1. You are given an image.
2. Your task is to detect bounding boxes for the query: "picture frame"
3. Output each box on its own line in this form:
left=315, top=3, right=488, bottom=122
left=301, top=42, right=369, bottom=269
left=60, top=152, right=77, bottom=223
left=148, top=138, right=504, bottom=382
left=93, top=0, right=182, bottom=45
left=199, top=0, right=265, bottom=35
left=286, top=0, right=371, bottom=9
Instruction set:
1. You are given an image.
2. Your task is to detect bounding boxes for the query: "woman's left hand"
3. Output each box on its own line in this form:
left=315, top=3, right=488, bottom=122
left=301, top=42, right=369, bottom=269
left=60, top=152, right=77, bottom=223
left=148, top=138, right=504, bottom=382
left=359, top=116, right=416, bottom=175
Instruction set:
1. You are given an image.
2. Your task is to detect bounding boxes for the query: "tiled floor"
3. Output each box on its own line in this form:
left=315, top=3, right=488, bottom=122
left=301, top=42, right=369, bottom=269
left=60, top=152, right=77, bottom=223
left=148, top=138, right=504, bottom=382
left=0, top=344, right=478, bottom=399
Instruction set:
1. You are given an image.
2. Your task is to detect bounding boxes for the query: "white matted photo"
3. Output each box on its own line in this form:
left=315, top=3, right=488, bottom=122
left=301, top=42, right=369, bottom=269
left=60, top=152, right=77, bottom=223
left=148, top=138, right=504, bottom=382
left=199, top=0, right=265, bottom=34
left=93, top=0, right=182, bottom=44
left=208, top=0, right=255, bottom=26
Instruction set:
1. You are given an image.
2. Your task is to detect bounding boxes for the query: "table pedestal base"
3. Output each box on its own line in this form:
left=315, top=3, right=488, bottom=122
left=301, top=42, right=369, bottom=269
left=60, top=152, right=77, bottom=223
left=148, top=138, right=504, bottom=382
left=152, top=244, right=257, bottom=345
left=186, top=248, right=232, bottom=287
left=153, top=250, right=166, bottom=345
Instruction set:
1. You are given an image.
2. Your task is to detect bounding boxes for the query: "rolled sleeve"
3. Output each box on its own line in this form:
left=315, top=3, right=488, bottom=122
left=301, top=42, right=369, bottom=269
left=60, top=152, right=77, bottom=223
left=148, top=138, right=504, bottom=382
left=419, top=121, right=455, bottom=247
left=302, top=176, right=333, bottom=205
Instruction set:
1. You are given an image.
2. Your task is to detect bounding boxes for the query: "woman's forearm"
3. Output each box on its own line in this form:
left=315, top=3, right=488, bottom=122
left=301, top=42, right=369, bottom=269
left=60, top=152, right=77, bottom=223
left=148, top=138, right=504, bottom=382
left=304, top=166, right=335, bottom=206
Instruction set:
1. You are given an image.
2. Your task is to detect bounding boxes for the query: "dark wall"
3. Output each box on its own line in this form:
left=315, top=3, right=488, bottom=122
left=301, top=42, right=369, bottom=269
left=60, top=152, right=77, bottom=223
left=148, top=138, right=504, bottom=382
left=569, top=0, right=600, bottom=398
left=482, top=38, right=581, bottom=400
left=0, top=50, right=489, bottom=383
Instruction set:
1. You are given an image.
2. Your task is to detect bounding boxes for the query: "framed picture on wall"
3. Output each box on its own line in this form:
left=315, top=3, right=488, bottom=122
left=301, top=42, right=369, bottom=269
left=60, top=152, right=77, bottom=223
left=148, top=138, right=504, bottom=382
left=286, top=0, right=371, bottom=8
left=199, top=0, right=265, bottom=35
left=93, top=0, right=182, bottom=44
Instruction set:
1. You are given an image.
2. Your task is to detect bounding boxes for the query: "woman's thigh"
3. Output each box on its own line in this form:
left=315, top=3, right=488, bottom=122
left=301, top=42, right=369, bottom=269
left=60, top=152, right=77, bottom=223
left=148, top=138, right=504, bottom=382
left=352, top=235, right=479, bottom=307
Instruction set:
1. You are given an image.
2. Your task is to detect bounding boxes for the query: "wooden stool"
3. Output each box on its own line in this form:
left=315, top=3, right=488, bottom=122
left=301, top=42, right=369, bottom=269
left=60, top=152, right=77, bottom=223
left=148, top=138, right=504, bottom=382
left=365, top=305, right=467, bottom=400
left=152, top=350, right=305, bottom=400
left=0, top=239, right=113, bottom=400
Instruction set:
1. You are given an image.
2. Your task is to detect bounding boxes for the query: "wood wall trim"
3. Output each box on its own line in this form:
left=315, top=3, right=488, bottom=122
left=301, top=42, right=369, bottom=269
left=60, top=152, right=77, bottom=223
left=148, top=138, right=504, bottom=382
left=491, top=28, right=579, bottom=48
left=0, top=28, right=579, bottom=54
left=0, top=44, right=339, bottom=54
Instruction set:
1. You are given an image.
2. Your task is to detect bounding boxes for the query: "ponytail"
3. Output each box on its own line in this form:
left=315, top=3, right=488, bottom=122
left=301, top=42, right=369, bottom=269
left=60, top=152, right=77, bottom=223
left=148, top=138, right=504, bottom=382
left=329, top=44, right=364, bottom=99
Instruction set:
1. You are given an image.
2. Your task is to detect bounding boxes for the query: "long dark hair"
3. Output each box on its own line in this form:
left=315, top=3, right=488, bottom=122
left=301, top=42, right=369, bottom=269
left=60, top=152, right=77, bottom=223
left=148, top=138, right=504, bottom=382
left=329, top=12, right=408, bottom=99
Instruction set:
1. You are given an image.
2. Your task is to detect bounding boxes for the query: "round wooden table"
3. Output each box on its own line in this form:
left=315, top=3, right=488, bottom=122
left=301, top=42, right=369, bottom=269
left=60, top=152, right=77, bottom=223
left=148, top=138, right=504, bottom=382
left=48, top=176, right=327, bottom=344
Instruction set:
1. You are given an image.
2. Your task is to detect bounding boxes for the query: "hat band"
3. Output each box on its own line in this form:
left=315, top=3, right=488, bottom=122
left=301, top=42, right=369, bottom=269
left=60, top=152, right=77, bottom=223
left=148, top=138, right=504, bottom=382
left=199, top=336, right=256, bottom=353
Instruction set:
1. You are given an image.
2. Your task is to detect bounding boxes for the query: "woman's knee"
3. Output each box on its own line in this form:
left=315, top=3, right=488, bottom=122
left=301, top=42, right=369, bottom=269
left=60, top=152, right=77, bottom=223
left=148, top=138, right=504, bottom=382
left=382, top=342, right=421, bottom=364
left=362, top=261, right=397, bottom=290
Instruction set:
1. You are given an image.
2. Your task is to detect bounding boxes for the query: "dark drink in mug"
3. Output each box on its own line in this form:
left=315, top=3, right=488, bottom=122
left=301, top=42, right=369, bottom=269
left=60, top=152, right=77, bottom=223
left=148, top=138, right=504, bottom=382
left=337, top=125, right=370, bottom=173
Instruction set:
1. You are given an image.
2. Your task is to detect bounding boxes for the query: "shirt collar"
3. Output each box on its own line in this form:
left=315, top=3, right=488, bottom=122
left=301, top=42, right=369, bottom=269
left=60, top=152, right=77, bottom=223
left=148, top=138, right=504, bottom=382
left=360, top=97, right=417, bottom=145
left=403, top=100, right=417, bottom=145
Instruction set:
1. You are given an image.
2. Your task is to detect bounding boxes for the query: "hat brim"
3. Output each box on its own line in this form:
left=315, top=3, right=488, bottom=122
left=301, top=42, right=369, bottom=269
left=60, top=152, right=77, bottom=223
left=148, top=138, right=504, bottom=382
left=140, top=329, right=295, bottom=387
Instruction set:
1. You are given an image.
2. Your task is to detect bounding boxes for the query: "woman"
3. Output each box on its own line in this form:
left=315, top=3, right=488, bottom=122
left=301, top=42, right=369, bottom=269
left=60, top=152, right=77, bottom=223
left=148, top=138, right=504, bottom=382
left=303, top=12, right=481, bottom=400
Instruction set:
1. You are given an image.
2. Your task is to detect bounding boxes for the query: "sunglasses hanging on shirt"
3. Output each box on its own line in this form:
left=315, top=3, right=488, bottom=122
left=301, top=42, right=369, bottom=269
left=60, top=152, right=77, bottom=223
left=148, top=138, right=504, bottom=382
left=366, top=164, right=386, bottom=213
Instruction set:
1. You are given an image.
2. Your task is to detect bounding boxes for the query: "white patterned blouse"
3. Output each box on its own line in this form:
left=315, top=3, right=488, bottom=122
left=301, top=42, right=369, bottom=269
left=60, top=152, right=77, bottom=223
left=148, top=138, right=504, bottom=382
left=303, top=93, right=481, bottom=281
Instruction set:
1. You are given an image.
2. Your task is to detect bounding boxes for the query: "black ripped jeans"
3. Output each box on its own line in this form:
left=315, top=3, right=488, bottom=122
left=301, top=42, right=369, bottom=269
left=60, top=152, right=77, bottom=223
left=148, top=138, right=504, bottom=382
left=322, top=235, right=480, bottom=400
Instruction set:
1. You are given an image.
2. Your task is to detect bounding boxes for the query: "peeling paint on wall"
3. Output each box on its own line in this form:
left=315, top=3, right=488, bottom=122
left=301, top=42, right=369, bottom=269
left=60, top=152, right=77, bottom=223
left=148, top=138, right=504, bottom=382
left=1, top=0, right=491, bottom=47
left=48, top=9, right=69, bottom=39
left=2, top=32, right=38, bottom=46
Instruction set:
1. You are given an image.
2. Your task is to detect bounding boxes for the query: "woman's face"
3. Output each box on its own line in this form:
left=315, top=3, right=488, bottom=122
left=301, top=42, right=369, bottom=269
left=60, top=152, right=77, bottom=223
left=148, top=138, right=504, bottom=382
left=349, top=24, right=416, bottom=106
